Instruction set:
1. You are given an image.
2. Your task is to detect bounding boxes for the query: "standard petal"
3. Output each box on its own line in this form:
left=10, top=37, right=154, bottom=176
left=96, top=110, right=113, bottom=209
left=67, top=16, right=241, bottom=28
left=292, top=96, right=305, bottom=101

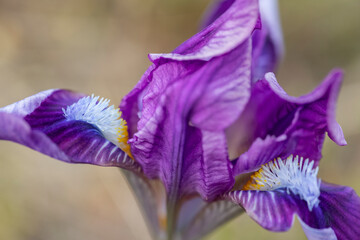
left=130, top=61, right=234, bottom=200
left=251, top=0, right=284, bottom=82
left=200, top=0, right=235, bottom=28
left=230, top=69, right=346, bottom=175
left=232, top=135, right=287, bottom=175
left=181, top=129, right=234, bottom=200
left=149, top=0, right=258, bottom=61
left=126, top=33, right=254, bottom=199
left=189, top=40, right=251, bottom=130
left=120, top=65, right=156, bottom=137
left=0, top=90, right=140, bottom=172
left=202, top=0, right=283, bottom=81
left=265, top=70, right=346, bottom=146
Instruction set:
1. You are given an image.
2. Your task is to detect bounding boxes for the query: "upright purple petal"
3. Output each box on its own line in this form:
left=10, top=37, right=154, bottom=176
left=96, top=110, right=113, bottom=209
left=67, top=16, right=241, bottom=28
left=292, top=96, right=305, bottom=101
left=252, top=0, right=284, bottom=82
left=149, top=0, right=258, bottom=61
left=202, top=0, right=284, bottom=81
left=120, top=65, right=156, bottom=138
left=127, top=39, right=254, bottom=200
left=0, top=90, right=140, bottom=172
left=129, top=59, right=235, bottom=200
left=121, top=0, right=258, bottom=199
left=200, top=0, right=235, bottom=28
left=180, top=129, right=234, bottom=200
left=189, top=40, right=251, bottom=130
left=231, top=69, right=346, bottom=175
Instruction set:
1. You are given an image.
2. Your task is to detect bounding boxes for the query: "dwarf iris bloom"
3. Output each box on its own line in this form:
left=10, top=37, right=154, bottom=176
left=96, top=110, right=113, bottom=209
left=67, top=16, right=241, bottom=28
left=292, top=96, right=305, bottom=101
left=0, top=0, right=359, bottom=239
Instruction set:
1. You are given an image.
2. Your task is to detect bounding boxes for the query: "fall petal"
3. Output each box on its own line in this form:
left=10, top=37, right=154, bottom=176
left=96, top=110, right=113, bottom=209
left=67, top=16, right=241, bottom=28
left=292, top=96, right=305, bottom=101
left=0, top=90, right=140, bottom=172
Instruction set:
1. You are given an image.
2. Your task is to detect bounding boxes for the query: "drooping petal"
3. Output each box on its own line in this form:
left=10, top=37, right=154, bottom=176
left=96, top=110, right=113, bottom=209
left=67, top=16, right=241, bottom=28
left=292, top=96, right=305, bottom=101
left=317, top=182, right=360, bottom=240
left=1, top=89, right=62, bottom=117
left=149, top=0, right=258, bottom=61
left=0, top=90, right=140, bottom=172
left=298, top=218, right=337, bottom=240
left=0, top=111, right=69, bottom=160
left=227, top=182, right=360, bottom=240
left=230, top=69, right=346, bottom=175
left=228, top=190, right=301, bottom=231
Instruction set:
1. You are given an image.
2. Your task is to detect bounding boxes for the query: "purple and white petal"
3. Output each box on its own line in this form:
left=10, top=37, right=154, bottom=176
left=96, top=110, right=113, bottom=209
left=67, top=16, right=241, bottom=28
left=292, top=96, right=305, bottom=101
left=0, top=89, right=83, bottom=117
left=0, top=112, right=69, bottom=161
left=0, top=90, right=140, bottom=172
left=317, top=182, right=360, bottom=240
left=227, top=181, right=360, bottom=240
left=228, top=190, right=300, bottom=231
left=298, top=218, right=337, bottom=240
left=227, top=189, right=329, bottom=232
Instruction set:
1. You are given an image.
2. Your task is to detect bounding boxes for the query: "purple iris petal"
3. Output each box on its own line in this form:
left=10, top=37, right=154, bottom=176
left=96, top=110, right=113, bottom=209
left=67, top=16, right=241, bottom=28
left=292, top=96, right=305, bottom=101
left=0, top=89, right=140, bottom=172
left=149, top=0, right=258, bottom=61
left=200, top=0, right=236, bottom=28
left=180, top=129, right=233, bottom=200
left=231, top=69, right=346, bottom=175
left=126, top=43, right=254, bottom=200
left=121, top=0, right=259, bottom=201
left=228, top=181, right=360, bottom=240
left=202, top=0, right=284, bottom=81
left=128, top=60, right=235, bottom=200
left=317, top=182, right=360, bottom=240
left=251, top=0, right=284, bottom=82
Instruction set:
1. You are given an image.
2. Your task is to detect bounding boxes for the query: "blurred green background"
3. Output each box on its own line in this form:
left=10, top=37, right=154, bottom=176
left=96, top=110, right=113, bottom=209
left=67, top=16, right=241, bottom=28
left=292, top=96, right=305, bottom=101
left=0, top=0, right=359, bottom=239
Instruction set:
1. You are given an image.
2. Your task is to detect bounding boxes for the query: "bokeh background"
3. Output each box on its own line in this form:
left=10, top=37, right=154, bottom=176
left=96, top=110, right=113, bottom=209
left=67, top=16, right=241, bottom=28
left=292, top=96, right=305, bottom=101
left=0, top=0, right=359, bottom=239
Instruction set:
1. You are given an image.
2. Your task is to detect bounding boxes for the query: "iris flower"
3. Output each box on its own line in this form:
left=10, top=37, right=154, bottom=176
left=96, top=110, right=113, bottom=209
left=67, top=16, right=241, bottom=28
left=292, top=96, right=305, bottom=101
left=0, top=0, right=359, bottom=239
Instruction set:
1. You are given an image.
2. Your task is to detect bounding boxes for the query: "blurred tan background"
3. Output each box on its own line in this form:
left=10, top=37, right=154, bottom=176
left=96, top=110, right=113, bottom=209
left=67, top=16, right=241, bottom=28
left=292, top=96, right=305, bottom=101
left=0, top=0, right=359, bottom=239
